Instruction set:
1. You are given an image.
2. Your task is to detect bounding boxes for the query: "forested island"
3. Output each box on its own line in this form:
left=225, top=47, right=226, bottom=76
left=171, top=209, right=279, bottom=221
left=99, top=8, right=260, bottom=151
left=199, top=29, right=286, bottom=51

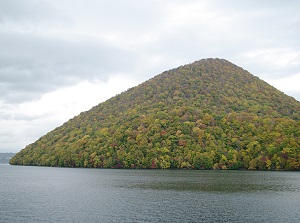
left=10, top=58, right=300, bottom=170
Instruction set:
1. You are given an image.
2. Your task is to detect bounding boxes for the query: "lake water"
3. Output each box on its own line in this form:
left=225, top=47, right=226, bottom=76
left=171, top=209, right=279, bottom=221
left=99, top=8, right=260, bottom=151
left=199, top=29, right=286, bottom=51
left=1, top=165, right=300, bottom=223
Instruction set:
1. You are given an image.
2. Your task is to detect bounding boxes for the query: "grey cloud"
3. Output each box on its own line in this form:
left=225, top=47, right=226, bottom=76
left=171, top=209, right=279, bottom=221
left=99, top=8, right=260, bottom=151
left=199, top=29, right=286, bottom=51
left=210, top=0, right=300, bottom=45
left=142, top=0, right=300, bottom=80
left=62, top=0, right=164, bottom=30
left=0, top=32, right=138, bottom=103
left=0, top=0, right=164, bottom=35
left=0, top=0, right=68, bottom=24
left=0, top=110, right=40, bottom=122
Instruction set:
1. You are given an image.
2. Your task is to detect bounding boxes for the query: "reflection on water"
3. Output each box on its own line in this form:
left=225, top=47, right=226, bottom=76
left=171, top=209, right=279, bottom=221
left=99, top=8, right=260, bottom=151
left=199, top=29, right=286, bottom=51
left=115, top=170, right=300, bottom=193
left=1, top=165, right=300, bottom=223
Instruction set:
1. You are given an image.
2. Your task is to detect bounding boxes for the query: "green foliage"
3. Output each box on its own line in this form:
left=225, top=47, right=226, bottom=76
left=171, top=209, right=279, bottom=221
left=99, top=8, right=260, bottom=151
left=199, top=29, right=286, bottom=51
left=10, top=58, right=300, bottom=170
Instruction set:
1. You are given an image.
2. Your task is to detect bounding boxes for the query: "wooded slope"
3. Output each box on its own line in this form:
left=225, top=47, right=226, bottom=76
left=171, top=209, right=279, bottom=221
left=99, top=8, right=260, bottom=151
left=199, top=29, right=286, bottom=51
left=10, top=58, right=300, bottom=170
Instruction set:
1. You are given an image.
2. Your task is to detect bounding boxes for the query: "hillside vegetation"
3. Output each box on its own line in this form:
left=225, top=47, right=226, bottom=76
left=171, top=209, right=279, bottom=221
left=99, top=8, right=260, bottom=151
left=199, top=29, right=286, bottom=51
left=10, top=59, right=300, bottom=170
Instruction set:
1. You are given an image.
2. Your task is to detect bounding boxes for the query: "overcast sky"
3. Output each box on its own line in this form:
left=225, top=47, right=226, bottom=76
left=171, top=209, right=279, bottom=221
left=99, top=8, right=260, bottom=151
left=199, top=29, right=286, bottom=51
left=1, top=0, right=300, bottom=153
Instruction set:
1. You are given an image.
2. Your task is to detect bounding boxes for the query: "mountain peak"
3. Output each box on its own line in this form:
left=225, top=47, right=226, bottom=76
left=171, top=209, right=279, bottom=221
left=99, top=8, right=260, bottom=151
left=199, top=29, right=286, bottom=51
left=10, top=58, right=300, bottom=170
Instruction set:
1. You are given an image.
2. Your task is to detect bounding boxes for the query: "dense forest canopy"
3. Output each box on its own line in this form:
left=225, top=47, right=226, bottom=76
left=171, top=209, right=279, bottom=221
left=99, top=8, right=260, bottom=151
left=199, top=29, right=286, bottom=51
left=10, top=58, right=300, bottom=170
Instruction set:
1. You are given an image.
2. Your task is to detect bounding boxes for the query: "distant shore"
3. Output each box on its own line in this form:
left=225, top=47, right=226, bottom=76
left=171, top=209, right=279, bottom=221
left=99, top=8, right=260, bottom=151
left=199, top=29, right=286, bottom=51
left=0, top=153, right=15, bottom=164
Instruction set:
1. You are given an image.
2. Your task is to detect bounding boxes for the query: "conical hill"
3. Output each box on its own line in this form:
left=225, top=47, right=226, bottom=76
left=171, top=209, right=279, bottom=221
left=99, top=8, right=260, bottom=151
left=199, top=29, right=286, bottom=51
left=10, top=58, right=300, bottom=170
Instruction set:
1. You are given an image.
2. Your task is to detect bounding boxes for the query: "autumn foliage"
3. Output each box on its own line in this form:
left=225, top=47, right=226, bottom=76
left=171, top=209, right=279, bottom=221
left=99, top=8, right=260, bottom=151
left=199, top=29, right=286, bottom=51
left=10, top=59, right=300, bottom=170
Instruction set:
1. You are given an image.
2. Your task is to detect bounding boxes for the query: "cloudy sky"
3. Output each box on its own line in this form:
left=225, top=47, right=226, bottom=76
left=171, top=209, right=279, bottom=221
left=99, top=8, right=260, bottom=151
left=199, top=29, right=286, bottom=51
left=1, top=0, right=300, bottom=153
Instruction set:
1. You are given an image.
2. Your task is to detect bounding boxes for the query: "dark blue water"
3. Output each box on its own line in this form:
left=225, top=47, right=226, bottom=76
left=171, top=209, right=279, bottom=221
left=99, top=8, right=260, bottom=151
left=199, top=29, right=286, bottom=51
left=1, top=165, right=300, bottom=222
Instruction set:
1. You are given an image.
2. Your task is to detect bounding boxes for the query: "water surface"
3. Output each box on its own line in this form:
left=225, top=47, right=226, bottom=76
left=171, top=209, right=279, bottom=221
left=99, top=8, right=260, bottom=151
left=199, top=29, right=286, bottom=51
left=1, top=165, right=299, bottom=222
